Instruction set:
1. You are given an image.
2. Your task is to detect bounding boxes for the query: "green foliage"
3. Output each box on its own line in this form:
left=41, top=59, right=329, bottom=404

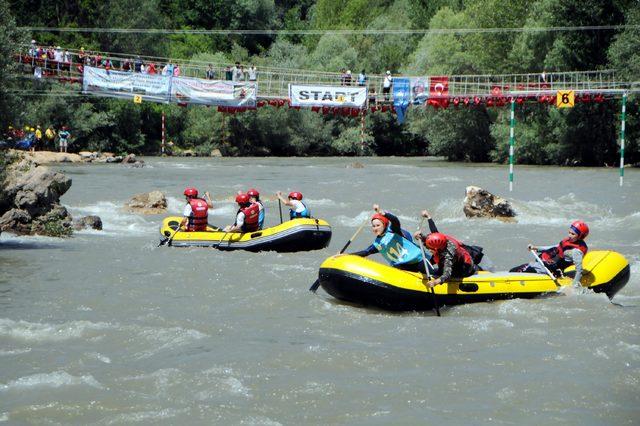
left=409, top=107, right=494, bottom=161
left=2, top=0, right=637, bottom=164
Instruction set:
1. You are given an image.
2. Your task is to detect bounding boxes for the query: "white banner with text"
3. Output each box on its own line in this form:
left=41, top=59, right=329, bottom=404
left=288, top=84, right=367, bottom=108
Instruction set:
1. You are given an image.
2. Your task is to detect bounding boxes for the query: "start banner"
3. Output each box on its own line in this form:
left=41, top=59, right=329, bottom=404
left=171, top=77, right=257, bottom=107
left=289, top=84, right=367, bottom=108
left=82, top=66, right=171, bottom=102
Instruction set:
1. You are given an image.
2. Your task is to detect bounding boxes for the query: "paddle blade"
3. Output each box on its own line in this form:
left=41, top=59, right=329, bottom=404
left=309, top=278, right=321, bottom=293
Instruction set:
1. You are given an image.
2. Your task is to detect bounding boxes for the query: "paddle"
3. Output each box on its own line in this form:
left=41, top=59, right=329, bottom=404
left=309, top=217, right=369, bottom=293
left=278, top=198, right=283, bottom=224
left=415, top=218, right=440, bottom=316
left=529, top=249, right=561, bottom=287
left=158, top=227, right=180, bottom=247
left=212, top=230, right=231, bottom=250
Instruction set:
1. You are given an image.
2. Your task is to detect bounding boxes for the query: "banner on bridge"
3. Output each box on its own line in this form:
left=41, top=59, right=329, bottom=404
left=171, top=77, right=256, bottom=107
left=288, top=84, right=367, bottom=108
left=82, top=67, right=257, bottom=107
left=82, top=66, right=171, bottom=103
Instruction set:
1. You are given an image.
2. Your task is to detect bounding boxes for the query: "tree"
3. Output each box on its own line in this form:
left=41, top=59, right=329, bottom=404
left=0, top=0, right=27, bottom=130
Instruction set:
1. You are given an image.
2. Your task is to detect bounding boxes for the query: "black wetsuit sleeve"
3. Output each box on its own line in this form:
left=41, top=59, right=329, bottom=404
left=427, top=218, right=438, bottom=233
left=384, top=212, right=403, bottom=236
left=351, top=244, right=378, bottom=257
left=438, top=241, right=457, bottom=282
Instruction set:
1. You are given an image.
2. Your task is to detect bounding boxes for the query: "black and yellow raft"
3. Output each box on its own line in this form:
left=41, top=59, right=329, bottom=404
left=317, top=250, right=630, bottom=311
left=159, top=216, right=332, bottom=252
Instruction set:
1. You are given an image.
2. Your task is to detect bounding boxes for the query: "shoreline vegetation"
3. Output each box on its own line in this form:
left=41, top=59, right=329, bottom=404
left=1, top=1, right=638, bottom=166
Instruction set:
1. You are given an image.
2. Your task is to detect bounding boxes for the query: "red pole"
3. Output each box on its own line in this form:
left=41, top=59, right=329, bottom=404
left=161, top=112, right=165, bottom=154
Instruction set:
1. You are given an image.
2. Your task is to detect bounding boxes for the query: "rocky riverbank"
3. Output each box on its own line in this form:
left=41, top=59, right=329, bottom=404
left=0, top=151, right=101, bottom=237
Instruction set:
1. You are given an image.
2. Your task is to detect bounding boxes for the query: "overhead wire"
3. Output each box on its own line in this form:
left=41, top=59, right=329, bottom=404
left=19, top=25, right=640, bottom=35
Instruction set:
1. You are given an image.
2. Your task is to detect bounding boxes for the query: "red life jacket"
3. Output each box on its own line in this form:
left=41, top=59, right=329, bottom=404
left=540, top=238, right=588, bottom=267
left=431, top=234, right=473, bottom=269
left=237, top=203, right=260, bottom=232
left=187, top=198, right=208, bottom=231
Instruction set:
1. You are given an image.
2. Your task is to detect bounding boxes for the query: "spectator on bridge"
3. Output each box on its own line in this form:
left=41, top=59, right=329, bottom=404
left=173, top=63, right=181, bottom=77
left=345, top=70, right=352, bottom=86
left=248, top=64, right=257, bottom=82
left=369, top=87, right=377, bottom=107
left=78, top=47, right=86, bottom=64
left=232, top=62, right=243, bottom=82
left=383, top=70, right=393, bottom=101
left=358, top=70, right=367, bottom=86
left=340, top=68, right=348, bottom=86
left=225, top=66, right=232, bottom=81
left=147, top=62, right=157, bottom=75
left=134, top=55, right=143, bottom=72
left=206, top=64, right=215, bottom=80
left=29, top=40, right=37, bottom=57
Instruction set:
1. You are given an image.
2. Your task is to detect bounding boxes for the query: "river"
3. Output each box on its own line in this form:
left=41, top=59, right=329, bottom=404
left=1, top=157, right=638, bottom=424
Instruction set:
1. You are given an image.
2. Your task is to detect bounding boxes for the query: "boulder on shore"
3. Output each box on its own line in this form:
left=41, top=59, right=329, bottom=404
left=124, top=191, right=167, bottom=214
left=73, top=215, right=103, bottom=231
left=0, top=152, right=74, bottom=237
left=463, top=186, right=516, bottom=221
left=21, top=150, right=82, bottom=165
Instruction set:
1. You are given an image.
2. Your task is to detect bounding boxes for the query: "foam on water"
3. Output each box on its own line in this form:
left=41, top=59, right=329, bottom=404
left=0, top=371, right=104, bottom=392
left=132, top=326, right=208, bottom=360
left=0, top=348, right=32, bottom=356
left=0, top=318, right=110, bottom=342
left=335, top=211, right=370, bottom=227
left=305, top=197, right=347, bottom=207
left=68, top=201, right=156, bottom=236
left=105, top=408, right=187, bottom=424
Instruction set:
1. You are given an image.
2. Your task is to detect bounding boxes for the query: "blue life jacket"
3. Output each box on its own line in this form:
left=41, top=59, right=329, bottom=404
left=373, top=230, right=423, bottom=266
left=256, top=201, right=265, bottom=229
left=289, top=201, right=310, bottom=219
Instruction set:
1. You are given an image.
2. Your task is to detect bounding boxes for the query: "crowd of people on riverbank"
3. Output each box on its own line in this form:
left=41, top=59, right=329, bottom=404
left=2, top=124, right=71, bottom=153
left=178, top=186, right=589, bottom=289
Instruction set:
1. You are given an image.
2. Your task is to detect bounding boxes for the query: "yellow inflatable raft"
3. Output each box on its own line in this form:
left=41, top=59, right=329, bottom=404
left=317, top=250, right=630, bottom=311
left=159, top=216, right=331, bottom=252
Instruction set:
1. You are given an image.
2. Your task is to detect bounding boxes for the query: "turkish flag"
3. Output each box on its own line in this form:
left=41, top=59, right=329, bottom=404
left=430, top=76, right=449, bottom=97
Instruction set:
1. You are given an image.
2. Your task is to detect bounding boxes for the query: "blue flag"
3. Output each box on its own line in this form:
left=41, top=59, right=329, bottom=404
left=393, top=78, right=411, bottom=124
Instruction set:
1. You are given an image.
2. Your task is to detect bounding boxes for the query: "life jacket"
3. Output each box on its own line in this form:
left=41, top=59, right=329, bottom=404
left=373, top=230, right=423, bottom=266
left=237, top=203, right=260, bottom=232
left=540, top=238, right=588, bottom=270
left=255, top=201, right=265, bottom=229
left=431, top=235, right=473, bottom=269
left=289, top=200, right=310, bottom=219
left=187, top=198, right=208, bottom=231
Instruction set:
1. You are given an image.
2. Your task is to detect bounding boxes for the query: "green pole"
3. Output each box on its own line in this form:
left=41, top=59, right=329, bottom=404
left=509, top=99, right=516, bottom=192
left=619, top=93, right=627, bottom=187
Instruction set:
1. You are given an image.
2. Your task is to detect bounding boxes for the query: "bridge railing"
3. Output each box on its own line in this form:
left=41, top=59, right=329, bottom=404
left=13, top=47, right=631, bottom=101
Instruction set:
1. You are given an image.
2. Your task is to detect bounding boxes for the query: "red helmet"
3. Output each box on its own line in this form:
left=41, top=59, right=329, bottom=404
left=570, top=221, right=589, bottom=239
left=236, top=193, right=250, bottom=204
left=184, top=187, right=198, bottom=197
left=247, top=188, right=260, bottom=198
left=288, top=191, right=303, bottom=200
left=371, top=213, right=389, bottom=229
left=425, top=232, right=448, bottom=250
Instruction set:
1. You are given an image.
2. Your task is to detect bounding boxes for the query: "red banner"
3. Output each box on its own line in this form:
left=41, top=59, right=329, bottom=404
left=430, top=76, right=449, bottom=97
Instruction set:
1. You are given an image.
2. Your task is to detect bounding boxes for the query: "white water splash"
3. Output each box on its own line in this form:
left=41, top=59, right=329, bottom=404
left=0, top=371, right=104, bottom=392
left=0, top=318, right=110, bottom=342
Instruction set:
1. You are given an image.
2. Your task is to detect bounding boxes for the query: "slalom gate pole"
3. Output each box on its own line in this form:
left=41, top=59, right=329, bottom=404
left=509, top=99, right=516, bottom=192
left=619, top=93, right=627, bottom=187
left=161, top=111, right=165, bottom=154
